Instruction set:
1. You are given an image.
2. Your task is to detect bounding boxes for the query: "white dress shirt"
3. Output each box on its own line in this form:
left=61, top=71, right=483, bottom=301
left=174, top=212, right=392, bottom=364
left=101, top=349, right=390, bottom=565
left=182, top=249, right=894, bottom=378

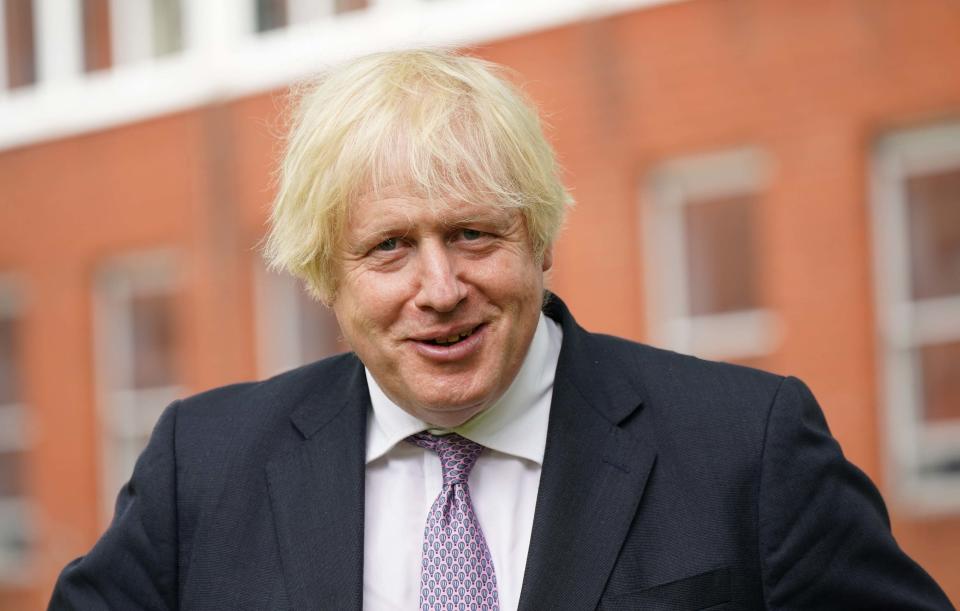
left=362, top=313, right=563, bottom=611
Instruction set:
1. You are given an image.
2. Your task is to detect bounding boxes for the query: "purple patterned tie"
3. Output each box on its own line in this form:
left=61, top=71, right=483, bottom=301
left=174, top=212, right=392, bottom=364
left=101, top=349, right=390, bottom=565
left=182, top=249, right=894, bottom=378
left=407, top=432, right=500, bottom=611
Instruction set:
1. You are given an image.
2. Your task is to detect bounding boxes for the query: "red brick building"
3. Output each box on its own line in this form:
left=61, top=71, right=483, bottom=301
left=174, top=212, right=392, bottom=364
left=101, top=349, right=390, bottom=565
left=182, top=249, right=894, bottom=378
left=1, top=0, right=959, bottom=607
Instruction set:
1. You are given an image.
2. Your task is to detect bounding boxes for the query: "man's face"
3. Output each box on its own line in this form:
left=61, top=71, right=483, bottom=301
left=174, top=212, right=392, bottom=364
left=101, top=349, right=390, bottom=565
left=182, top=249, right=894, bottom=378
left=331, top=188, right=551, bottom=428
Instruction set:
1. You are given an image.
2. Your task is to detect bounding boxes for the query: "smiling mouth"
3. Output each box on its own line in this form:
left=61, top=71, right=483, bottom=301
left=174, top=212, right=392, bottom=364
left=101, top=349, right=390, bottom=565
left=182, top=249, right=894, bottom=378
left=422, top=325, right=481, bottom=346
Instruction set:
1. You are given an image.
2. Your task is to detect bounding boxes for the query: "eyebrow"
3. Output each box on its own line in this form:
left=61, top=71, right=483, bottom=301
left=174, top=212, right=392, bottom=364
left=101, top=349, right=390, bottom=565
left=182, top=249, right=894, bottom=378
left=445, top=207, right=515, bottom=227
left=348, top=204, right=514, bottom=242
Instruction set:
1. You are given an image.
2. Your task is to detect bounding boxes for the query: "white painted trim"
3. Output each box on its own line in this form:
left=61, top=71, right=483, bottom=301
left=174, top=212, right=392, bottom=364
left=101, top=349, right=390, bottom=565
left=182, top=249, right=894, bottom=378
left=910, top=296, right=960, bottom=345
left=0, top=404, right=28, bottom=451
left=0, top=498, right=32, bottom=583
left=642, top=146, right=778, bottom=360
left=253, top=264, right=305, bottom=379
left=0, top=0, right=689, bottom=151
left=0, top=280, right=29, bottom=450
left=288, top=0, right=336, bottom=24
left=108, top=0, right=153, bottom=66
left=254, top=263, right=342, bottom=378
left=877, top=122, right=960, bottom=176
left=683, top=309, right=781, bottom=361
left=0, top=276, right=21, bottom=315
left=870, top=119, right=960, bottom=515
left=35, top=0, right=82, bottom=83
left=92, top=250, right=182, bottom=524
left=0, top=277, right=31, bottom=583
left=920, top=421, right=960, bottom=465
left=649, top=147, right=771, bottom=203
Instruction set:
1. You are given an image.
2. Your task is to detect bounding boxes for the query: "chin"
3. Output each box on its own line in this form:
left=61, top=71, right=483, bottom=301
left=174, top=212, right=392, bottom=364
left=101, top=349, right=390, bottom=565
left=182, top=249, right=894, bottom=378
left=416, top=397, right=489, bottom=428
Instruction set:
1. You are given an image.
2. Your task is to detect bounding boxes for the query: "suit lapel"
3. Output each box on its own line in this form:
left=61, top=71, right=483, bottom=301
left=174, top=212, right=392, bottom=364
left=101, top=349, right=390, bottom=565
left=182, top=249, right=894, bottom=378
left=266, top=357, right=368, bottom=611
left=518, top=298, right=658, bottom=611
left=261, top=298, right=656, bottom=611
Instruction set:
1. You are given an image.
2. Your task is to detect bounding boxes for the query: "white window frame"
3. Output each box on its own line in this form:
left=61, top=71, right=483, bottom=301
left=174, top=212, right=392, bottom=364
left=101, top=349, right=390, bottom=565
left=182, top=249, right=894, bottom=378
left=286, top=0, right=339, bottom=27
left=108, top=0, right=185, bottom=66
left=92, top=251, right=182, bottom=523
left=642, top=147, right=780, bottom=362
left=108, top=0, right=157, bottom=66
left=0, top=0, right=84, bottom=93
left=870, top=121, right=960, bottom=514
left=36, top=0, right=83, bottom=81
left=254, top=264, right=342, bottom=379
left=0, top=277, right=33, bottom=584
left=0, top=0, right=689, bottom=150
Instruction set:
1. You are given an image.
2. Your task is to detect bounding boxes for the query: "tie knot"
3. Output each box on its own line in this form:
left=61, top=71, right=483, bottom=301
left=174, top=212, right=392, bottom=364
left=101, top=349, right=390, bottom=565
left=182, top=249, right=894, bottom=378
left=407, top=432, right=484, bottom=485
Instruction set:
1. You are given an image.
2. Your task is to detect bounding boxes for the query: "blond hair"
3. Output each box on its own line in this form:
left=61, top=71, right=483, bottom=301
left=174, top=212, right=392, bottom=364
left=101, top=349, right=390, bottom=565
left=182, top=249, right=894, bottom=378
left=264, top=48, right=573, bottom=303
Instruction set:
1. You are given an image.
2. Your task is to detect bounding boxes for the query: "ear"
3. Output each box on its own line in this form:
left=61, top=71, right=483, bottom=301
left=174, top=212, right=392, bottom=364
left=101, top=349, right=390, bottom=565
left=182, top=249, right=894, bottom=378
left=541, top=245, right=554, bottom=272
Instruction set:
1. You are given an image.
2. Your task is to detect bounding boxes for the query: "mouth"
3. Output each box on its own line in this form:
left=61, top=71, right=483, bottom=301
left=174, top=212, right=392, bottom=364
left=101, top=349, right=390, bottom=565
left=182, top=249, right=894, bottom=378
left=409, top=323, right=487, bottom=362
left=419, top=324, right=482, bottom=347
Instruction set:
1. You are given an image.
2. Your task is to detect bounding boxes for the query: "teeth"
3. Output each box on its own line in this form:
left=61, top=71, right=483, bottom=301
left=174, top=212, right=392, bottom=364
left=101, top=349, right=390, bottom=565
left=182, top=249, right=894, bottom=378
left=432, top=328, right=475, bottom=344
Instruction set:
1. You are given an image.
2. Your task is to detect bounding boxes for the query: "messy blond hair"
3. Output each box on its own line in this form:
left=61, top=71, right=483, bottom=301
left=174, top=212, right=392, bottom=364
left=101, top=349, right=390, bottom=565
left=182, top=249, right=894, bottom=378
left=264, top=48, right=573, bottom=303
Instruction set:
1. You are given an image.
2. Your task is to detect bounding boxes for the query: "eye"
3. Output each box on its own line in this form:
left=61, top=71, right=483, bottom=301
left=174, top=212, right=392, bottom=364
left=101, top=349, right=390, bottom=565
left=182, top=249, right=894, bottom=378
left=374, top=237, right=399, bottom=251
left=460, top=228, right=485, bottom=241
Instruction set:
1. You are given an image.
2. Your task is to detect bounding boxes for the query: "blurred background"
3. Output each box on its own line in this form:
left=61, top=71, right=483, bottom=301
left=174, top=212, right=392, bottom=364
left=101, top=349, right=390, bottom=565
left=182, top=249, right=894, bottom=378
left=0, top=0, right=958, bottom=607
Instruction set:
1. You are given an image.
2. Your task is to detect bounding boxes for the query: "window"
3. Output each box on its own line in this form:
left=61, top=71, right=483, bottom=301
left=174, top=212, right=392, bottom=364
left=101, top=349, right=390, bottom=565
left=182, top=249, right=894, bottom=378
left=93, top=253, right=181, bottom=520
left=255, top=265, right=345, bottom=378
left=151, top=0, right=181, bottom=57
left=0, top=280, right=30, bottom=582
left=108, top=0, right=183, bottom=66
left=82, top=0, right=111, bottom=72
left=3, top=0, right=37, bottom=89
left=254, top=0, right=368, bottom=33
left=255, top=0, right=287, bottom=33
left=871, top=121, right=960, bottom=512
left=643, top=148, right=778, bottom=363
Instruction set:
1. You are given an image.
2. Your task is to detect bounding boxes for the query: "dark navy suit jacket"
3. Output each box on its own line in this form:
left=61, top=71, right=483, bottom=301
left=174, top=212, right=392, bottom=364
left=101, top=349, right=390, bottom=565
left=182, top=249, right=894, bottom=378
left=50, top=295, right=953, bottom=610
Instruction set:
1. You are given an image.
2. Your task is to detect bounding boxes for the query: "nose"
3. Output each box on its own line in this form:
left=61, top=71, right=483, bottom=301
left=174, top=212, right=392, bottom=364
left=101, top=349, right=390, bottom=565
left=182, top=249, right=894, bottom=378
left=413, top=241, right=467, bottom=313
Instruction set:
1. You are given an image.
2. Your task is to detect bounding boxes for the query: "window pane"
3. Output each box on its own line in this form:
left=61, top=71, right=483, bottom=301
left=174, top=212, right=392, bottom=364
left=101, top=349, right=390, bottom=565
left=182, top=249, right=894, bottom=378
left=918, top=340, right=960, bottom=423
left=82, top=0, right=112, bottom=72
left=152, top=0, right=182, bottom=56
left=0, top=318, right=20, bottom=406
left=255, top=0, right=288, bottom=33
left=296, top=291, right=344, bottom=364
left=0, top=502, right=28, bottom=558
left=130, top=293, right=177, bottom=389
left=0, top=450, right=22, bottom=497
left=684, top=194, right=760, bottom=316
left=4, top=0, right=36, bottom=89
left=906, top=167, right=960, bottom=301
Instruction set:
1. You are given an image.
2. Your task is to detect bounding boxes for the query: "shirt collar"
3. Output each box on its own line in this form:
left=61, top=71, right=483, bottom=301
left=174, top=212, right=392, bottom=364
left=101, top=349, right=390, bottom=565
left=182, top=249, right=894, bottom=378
left=365, top=312, right=563, bottom=465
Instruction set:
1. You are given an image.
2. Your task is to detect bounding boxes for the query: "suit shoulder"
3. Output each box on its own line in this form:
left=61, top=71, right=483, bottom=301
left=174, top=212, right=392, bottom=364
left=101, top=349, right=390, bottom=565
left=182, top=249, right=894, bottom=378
left=591, top=332, right=782, bottom=390
left=585, top=332, right=787, bottom=438
left=154, top=352, right=362, bottom=492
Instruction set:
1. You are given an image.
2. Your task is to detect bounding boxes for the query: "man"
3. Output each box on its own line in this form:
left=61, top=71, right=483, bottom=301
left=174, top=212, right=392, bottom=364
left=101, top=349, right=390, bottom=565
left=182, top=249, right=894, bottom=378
left=51, top=50, right=952, bottom=610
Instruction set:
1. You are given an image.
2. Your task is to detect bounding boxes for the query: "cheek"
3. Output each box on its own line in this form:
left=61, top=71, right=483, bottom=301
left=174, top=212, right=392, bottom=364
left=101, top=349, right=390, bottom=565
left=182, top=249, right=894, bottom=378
left=337, top=277, right=409, bottom=336
left=496, top=264, right=545, bottom=304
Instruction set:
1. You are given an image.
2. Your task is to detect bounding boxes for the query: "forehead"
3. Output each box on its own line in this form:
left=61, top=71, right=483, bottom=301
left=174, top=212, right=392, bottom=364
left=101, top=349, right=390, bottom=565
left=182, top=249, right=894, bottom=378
left=346, top=188, right=517, bottom=233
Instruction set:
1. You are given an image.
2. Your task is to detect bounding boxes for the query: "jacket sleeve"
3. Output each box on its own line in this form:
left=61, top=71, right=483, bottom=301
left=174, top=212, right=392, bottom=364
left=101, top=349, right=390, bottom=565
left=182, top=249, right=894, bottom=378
left=48, top=400, right=181, bottom=611
left=757, top=377, right=954, bottom=610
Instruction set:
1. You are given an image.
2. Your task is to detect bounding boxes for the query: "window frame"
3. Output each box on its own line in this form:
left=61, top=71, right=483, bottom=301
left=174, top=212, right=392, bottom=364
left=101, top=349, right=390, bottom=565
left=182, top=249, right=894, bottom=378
left=253, top=263, right=343, bottom=379
left=92, top=251, right=182, bottom=523
left=870, top=120, right=960, bottom=514
left=1, top=0, right=680, bottom=151
left=642, top=147, right=779, bottom=362
left=0, top=276, right=32, bottom=584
